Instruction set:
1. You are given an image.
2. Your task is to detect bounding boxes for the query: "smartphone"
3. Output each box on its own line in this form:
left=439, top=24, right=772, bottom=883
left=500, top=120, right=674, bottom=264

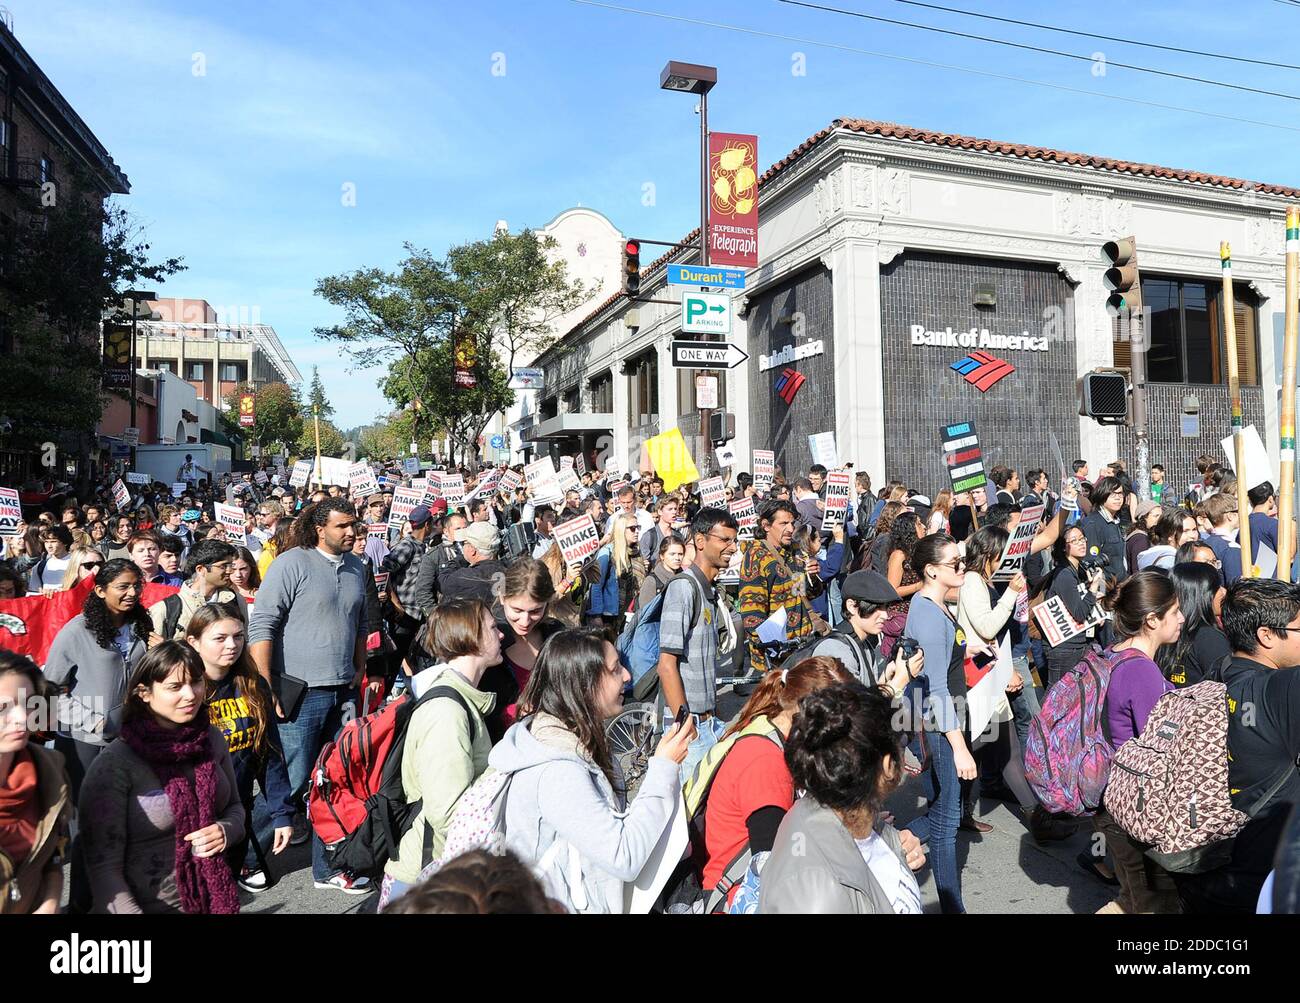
left=673, top=704, right=690, bottom=730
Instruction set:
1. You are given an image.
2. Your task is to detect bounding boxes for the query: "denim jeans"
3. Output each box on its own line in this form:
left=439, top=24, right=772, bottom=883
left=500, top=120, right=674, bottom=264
left=679, top=715, right=729, bottom=786
left=904, top=732, right=966, bottom=914
left=1008, top=662, right=1041, bottom=752
left=278, top=684, right=354, bottom=881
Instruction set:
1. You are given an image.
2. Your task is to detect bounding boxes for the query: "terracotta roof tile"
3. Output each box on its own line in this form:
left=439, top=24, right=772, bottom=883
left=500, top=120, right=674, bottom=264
left=554, top=117, right=1296, bottom=347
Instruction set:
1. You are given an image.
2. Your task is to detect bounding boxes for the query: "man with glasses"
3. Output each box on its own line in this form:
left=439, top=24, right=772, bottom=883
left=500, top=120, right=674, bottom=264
left=1175, top=579, right=1300, bottom=913
left=655, top=507, right=740, bottom=779
left=149, top=538, right=246, bottom=639
left=738, top=500, right=825, bottom=676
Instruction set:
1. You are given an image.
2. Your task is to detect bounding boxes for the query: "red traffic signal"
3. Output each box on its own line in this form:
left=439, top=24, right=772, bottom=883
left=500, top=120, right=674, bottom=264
left=622, top=239, right=642, bottom=296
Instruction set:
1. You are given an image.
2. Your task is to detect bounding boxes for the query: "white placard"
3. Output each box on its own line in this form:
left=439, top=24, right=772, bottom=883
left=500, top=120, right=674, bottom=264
left=820, top=469, right=853, bottom=533
left=752, top=450, right=775, bottom=491
left=1220, top=425, right=1273, bottom=492
left=574, top=452, right=587, bottom=476
left=346, top=463, right=376, bottom=497
left=624, top=790, right=690, bottom=914
left=556, top=467, right=581, bottom=495
left=122, top=427, right=140, bottom=447
left=1032, top=595, right=1107, bottom=647
left=560, top=456, right=574, bottom=470
left=729, top=496, right=758, bottom=541
left=110, top=478, right=130, bottom=510
left=316, top=456, right=350, bottom=487
left=808, top=432, right=840, bottom=469
left=968, top=636, right=1015, bottom=740
left=695, top=375, right=718, bottom=409
left=525, top=457, right=563, bottom=505
left=441, top=474, right=465, bottom=507
left=714, top=443, right=738, bottom=469
left=553, top=514, right=601, bottom=568
left=254, top=470, right=269, bottom=486
left=388, top=487, right=423, bottom=531
left=289, top=460, right=312, bottom=488
left=214, top=502, right=247, bottom=537
left=991, top=503, right=1044, bottom=581
left=0, top=487, right=20, bottom=537
left=698, top=476, right=726, bottom=509
left=125, top=472, right=150, bottom=485
left=172, top=482, right=186, bottom=498
left=498, top=469, right=523, bottom=496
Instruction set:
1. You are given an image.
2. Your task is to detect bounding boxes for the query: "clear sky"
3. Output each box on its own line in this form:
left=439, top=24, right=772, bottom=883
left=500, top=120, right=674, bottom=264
left=15, top=0, right=1300, bottom=427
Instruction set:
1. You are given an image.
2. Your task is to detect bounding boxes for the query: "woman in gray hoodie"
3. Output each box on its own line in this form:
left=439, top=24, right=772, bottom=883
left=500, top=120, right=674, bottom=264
left=488, top=627, right=695, bottom=914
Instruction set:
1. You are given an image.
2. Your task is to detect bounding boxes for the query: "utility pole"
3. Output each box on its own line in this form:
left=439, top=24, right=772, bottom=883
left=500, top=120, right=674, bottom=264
left=312, top=404, right=323, bottom=490
left=1278, top=207, right=1299, bottom=580
left=1102, top=238, right=1148, bottom=501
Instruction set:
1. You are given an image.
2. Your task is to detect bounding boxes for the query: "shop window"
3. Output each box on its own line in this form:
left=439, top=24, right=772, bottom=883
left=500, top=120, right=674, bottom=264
left=1112, top=276, right=1258, bottom=386
left=627, top=351, right=658, bottom=425
left=588, top=370, right=613, bottom=412
left=540, top=395, right=558, bottom=420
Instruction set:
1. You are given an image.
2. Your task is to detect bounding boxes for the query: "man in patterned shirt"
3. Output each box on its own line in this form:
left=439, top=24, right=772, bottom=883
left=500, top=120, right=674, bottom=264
left=381, top=503, right=436, bottom=668
left=737, top=499, right=824, bottom=674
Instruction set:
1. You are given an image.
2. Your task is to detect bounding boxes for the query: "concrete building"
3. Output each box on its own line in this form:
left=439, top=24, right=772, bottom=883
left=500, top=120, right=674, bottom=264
left=534, top=117, right=1296, bottom=494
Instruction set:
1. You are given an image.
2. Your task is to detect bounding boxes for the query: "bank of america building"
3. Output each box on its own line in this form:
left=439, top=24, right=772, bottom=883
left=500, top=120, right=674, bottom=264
left=530, top=118, right=1293, bottom=493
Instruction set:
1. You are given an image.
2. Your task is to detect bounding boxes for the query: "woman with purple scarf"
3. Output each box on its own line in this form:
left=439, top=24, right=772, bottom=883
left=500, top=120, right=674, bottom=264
left=80, top=641, right=244, bottom=914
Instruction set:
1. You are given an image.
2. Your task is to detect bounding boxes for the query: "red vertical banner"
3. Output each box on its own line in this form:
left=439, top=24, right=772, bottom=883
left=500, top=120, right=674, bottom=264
left=453, top=328, right=477, bottom=389
left=238, top=392, right=255, bottom=427
left=708, top=132, right=759, bottom=268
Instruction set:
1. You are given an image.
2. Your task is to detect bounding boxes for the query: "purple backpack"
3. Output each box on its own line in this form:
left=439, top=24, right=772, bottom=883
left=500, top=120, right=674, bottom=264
left=1024, top=647, right=1144, bottom=817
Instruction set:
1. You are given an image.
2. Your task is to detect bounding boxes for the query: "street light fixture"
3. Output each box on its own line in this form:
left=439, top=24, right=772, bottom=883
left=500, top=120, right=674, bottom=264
left=122, top=289, right=157, bottom=467
left=660, top=60, right=718, bottom=473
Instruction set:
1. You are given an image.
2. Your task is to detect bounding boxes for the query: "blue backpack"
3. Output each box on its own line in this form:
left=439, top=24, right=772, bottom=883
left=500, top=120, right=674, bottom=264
left=617, top=574, right=706, bottom=702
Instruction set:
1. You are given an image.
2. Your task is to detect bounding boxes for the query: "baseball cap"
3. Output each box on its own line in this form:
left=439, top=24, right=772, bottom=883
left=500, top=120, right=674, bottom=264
left=408, top=504, right=434, bottom=527
left=842, top=570, right=901, bottom=606
left=459, top=522, right=500, bottom=555
left=427, top=498, right=449, bottom=516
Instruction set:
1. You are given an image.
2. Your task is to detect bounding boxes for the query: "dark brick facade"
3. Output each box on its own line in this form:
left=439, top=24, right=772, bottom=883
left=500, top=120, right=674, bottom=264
left=746, top=264, right=836, bottom=474
left=878, top=251, right=1081, bottom=495
left=1115, top=385, right=1265, bottom=494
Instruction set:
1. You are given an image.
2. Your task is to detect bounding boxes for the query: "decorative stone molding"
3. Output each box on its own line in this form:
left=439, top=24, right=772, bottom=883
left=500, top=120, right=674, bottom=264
left=879, top=223, right=1077, bottom=260
left=1057, top=262, right=1082, bottom=285
left=850, top=164, right=875, bottom=210
left=812, top=168, right=844, bottom=225
left=1248, top=217, right=1283, bottom=257
left=1054, top=193, right=1132, bottom=238
left=879, top=168, right=910, bottom=215
left=877, top=243, right=905, bottom=265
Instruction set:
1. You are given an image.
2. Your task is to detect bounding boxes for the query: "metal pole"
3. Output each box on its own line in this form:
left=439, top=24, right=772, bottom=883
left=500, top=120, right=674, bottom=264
left=1222, top=242, right=1254, bottom=575
left=1278, top=206, right=1300, bottom=580
left=313, top=405, right=323, bottom=490
left=1131, top=307, right=1150, bottom=503
left=129, top=298, right=138, bottom=470
left=697, top=87, right=715, bottom=477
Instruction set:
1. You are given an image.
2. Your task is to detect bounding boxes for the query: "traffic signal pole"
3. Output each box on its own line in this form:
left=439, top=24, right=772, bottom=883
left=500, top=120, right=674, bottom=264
left=1278, top=207, right=1300, bottom=580
left=1222, top=242, right=1254, bottom=576
left=1103, top=237, right=1149, bottom=502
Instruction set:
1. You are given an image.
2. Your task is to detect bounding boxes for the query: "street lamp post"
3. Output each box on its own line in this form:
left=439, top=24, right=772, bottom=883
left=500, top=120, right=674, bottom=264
left=123, top=289, right=157, bottom=469
left=660, top=61, right=718, bottom=475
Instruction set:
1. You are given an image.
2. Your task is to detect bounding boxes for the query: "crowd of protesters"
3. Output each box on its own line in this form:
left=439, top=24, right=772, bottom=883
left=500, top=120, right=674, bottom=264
left=1, top=445, right=1298, bottom=916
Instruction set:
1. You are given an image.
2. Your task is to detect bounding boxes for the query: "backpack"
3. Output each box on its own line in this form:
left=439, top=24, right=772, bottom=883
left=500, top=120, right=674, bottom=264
left=1024, top=646, right=1145, bottom=816
left=616, top=573, right=705, bottom=702
left=307, top=684, right=475, bottom=879
left=676, top=717, right=784, bottom=913
left=160, top=593, right=184, bottom=640
left=1103, top=680, right=1298, bottom=873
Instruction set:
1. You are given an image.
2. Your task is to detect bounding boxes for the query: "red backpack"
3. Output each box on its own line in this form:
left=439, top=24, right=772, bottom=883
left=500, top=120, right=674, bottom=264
left=307, top=685, right=475, bottom=879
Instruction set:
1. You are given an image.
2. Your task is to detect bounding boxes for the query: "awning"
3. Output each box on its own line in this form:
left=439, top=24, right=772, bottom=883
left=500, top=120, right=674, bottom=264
left=201, top=426, right=240, bottom=449
left=521, top=413, right=614, bottom=442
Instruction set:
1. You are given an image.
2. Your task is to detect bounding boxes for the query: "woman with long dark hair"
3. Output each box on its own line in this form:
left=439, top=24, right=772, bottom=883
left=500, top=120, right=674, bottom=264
left=1156, top=562, right=1230, bottom=688
left=79, top=642, right=244, bottom=913
left=1095, top=571, right=1185, bottom=914
left=43, top=558, right=156, bottom=799
left=186, top=602, right=293, bottom=894
left=228, top=545, right=261, bottom=604
left=489, top=627, right=695, bottom=913
left=1031, top=525, right=1108, bottom=689
left=760, top=683, right=926, bottom=913
left=0, top=651, right=70, bottom=913
left=881, top=510, right=924, bottom=658
left=482, top=557, right=562, bottom=741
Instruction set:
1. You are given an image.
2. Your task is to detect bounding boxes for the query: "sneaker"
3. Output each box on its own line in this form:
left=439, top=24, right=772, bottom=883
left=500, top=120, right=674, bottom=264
left=314, top=873, right=372, bottom=895
left=237, top=868, right=269, bottom=893
left=1027, top=806, right=1078, bottom=844
left=289, top=815, right=310, bottom=846
left=1095, top=899, right=1126, bottom=914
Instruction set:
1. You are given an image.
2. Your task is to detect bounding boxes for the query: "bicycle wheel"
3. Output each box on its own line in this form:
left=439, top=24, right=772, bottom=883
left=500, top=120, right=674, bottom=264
left=606, top=701, right=656, bottom=799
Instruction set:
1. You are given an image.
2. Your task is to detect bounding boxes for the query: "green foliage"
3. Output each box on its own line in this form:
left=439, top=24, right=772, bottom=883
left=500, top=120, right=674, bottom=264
left=297, top=416, right=345, bottom=457
left=308, top=366, right=334, bottom=418
left=222, top=380, right=303, bottom=452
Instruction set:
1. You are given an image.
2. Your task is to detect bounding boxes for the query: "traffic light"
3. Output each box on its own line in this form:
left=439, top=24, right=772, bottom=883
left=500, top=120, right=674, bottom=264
left=1102, top=236, right=1142, bottom=315
left=621, top=238, right=641, bottom=297
left=1079, top=370, right=1130, bottom=425
left=708, top=411, right=736, bottom=445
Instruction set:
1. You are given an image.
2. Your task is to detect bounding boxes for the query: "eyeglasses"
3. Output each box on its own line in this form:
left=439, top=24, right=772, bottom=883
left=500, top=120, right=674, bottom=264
left=705, top=532, right=738, bottom=546
left=81, top=561, right=103, bottom=571
left=933, top=558, right=965, bottom=572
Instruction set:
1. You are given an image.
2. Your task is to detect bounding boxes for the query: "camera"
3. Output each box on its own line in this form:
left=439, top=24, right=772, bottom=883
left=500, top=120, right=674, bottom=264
left=1079, top=549, right=1110, bottom=575
left=897, top=637, right=920, bottom=662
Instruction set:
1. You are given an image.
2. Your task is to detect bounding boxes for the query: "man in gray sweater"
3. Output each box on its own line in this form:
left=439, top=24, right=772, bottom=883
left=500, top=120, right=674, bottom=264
left=248, top=497, right=375, bottom=895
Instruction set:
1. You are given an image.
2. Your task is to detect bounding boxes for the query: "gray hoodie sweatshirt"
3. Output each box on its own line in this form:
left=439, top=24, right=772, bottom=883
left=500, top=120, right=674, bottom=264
left=487, top=712, right=679, bottom=914
left=43, top=614, right=148, bottom=746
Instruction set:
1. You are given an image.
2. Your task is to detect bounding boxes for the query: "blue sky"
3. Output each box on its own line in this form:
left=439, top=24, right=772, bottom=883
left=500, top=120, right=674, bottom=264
left=15, top=0, right=1300, bottom=427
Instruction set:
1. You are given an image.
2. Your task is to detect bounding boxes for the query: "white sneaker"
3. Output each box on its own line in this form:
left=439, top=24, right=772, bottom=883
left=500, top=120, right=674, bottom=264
left=314, top=873, right=372, bottom=895
left=237, top=868, right=269, bottom=893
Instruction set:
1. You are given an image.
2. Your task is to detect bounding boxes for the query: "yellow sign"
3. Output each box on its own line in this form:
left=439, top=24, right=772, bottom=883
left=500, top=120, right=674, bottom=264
left=645, top=427, right=700, bottom=492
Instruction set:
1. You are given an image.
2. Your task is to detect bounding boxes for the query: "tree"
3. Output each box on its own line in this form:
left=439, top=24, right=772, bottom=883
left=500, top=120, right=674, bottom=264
left=314, top=230, right=585, bottom=466
left=0, top=165, right=184, bottom=473
left=307, top=366, right=334, bottom=418
left=297, top=417, right=345, bottom=458
left=222, top=381, right=303, bottom=453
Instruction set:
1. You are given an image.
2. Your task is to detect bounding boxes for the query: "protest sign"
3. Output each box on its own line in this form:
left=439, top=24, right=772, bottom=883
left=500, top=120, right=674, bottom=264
left=645, top=427, right=700, bottom=493
left=441, top=474, right=465, bottom=506
left=289, top=460, right=312, bottom=488
left=172, top=482, right=186, bottom=498
left=729, top=496, right=758, bottom=541
left=214, top=502, right=247, bottom=537
left=477, top=468, right=502, bottom=495
left=968, top=636, right=1014, bottom=740
left=388, top=487, right=423, bottom=531
left=607, top=480, right=629, bottom=496
left=1032, top=595, right=1107, bottom=647
left=111, top=478, right=130, bottom=510
left=1220, top=425, right=1272, bottom=493
left=553, top=514, right=601, bottom=568
left=808, top=432, right=840, bottom=469
left=373, top=572, right=389, bottom=599
left=498, top=468, right=523, bottom=496
left=525, top=457, right=563, bottom=505
left=367, top=523, right=388, bottom=542
left=316, top=457, right=350, bottom=487
left=605, top=457, right=619, bottom=473
left=941, top=421, right=985, bottom=494
left=991, top=503, right=1044, bottom=581
left=820, top=469, right=853, bottom=533
left=574, top=452, right=587, bottom=476
left=349, top=462, right=379, bottom=498
left=125, top=472, right=151, bottom=485
left=254, top=470, right=269, bottom=486
left=557, top=467, right=581, bottom=495
left=0, top=488, right=20, bottom=537
left=560, top=456, right=574, bottom=470
left=752, top=450, right=775, bottom=491
left=715, top=443, right=738, bottom=469
left=698, top=476, right=726, bottom=509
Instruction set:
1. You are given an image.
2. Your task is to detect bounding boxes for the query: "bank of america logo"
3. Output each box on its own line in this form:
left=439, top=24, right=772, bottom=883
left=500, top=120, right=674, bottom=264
left=950, top=351, right=1015, bottom=392
left=775, top=367, right=805, bottom=404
